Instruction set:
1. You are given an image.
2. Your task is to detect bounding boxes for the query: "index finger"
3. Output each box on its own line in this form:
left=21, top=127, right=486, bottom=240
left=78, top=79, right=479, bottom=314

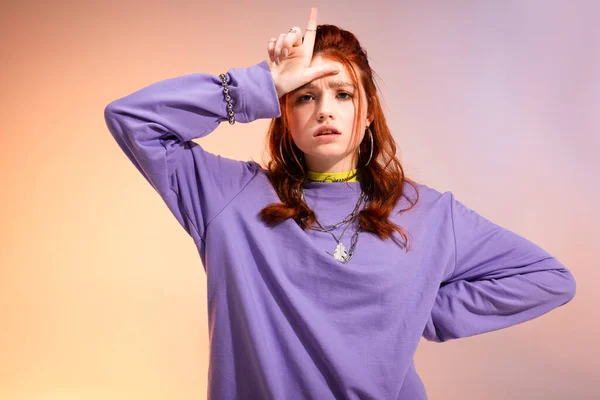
left=302, top=8, right=318, bottom=63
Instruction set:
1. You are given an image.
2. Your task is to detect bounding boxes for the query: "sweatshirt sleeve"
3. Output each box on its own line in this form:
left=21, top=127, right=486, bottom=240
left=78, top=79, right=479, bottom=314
left=422, top=192, right=577, bottom=343
left=104, top=60, right=280, bottom=245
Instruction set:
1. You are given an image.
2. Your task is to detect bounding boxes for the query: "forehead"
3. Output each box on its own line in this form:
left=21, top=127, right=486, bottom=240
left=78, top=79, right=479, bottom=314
left=297, top=55, right=357, bottom=90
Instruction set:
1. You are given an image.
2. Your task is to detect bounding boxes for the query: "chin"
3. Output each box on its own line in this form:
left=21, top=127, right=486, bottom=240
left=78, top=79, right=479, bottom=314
left=307, top=148, right=346, bottom=159
left=305, top=148, right=355, bottom=163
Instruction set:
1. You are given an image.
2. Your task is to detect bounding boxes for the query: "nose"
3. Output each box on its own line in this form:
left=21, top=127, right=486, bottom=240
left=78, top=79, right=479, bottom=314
left=316, top=96, right=334, bottom=121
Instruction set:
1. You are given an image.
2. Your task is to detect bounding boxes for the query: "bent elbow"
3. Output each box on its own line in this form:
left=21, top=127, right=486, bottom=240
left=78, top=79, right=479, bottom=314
left=559, top=267, right=577, bottom=305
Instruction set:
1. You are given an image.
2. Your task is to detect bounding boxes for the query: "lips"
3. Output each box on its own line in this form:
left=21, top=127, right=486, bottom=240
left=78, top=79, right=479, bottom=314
left=313, top=126, right=341, bottom=137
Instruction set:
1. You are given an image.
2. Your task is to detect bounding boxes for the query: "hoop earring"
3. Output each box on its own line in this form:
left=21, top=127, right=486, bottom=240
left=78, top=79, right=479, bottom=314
left=279, top=139, right=288, bottom=167
left=360, top=126, right=374, bottom=167
left=279, top=136, right=303, bottom=167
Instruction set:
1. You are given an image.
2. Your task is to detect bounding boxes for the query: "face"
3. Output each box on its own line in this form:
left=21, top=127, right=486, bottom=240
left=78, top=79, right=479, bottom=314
left=286, top=55, right=373, bottom=173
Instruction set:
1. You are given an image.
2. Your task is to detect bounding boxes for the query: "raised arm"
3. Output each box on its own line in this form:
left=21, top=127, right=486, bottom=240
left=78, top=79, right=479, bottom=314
left=104, top=61, right=280, bottom=245
left=104, top=7, right=341, bottom=246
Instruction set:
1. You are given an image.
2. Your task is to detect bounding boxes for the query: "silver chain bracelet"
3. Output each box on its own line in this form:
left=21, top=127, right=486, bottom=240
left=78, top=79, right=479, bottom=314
left=218, top=73, right=235, bottom=125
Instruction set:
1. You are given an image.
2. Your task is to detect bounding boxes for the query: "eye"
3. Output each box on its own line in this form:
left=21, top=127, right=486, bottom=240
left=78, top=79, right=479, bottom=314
left=296, top=94, right=314, bottom=103
left=337, top=92, right=353, bottom=100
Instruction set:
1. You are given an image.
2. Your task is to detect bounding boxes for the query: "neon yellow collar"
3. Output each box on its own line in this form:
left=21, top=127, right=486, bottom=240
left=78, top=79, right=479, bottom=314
left=306, top=169, right=359, bottom=182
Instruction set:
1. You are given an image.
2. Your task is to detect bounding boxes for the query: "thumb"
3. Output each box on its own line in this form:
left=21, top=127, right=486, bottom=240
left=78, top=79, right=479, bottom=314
left=305, top=65, right=340, bottom=82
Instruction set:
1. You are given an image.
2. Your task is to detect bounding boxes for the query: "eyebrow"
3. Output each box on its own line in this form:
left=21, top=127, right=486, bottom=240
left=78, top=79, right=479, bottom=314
left=296, top=80, right=357, bottom=91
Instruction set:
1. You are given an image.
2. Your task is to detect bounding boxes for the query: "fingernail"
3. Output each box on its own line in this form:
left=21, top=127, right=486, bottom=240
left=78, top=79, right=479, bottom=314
left=282, top=49, right=288, bottom=58
left=276, top=57, right=280, bottom=66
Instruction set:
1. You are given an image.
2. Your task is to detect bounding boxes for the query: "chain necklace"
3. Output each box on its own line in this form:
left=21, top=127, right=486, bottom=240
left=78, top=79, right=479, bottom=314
left=300, top=189, right=366, bottom=264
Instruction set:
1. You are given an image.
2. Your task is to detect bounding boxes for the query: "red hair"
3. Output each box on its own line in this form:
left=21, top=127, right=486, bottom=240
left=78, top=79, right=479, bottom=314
left=259, top=24, right=419, bottom=250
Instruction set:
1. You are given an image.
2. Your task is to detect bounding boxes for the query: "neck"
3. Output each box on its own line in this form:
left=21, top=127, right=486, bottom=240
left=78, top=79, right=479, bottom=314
left=304, top=154, right=358, bottom=175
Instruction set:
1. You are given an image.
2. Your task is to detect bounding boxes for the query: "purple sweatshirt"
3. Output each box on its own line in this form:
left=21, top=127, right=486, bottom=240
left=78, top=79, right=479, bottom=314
left=104, top=60, right=576, bottom=400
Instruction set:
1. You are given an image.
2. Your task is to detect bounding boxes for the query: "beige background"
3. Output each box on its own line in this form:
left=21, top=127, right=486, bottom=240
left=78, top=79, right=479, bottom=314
left=1, top=0, right=598, bottom=399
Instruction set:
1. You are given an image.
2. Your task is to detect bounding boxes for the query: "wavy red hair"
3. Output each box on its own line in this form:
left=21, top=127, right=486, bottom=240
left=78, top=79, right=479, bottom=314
left=259, top=24, right=419, bottom=250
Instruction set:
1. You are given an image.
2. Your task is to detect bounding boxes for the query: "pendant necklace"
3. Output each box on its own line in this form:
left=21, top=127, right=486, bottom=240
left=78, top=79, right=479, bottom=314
left=300, top=189, right=366, bottom=264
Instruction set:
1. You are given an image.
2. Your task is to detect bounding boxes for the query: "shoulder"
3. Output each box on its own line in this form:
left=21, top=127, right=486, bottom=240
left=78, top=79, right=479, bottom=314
left=399, top=178, right=454, bottom=213
left=239, top=161, right=277, bottom=195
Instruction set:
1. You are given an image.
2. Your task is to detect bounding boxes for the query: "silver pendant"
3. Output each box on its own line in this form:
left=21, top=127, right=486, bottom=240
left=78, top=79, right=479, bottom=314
left=333, top=242, right=348, bottom=262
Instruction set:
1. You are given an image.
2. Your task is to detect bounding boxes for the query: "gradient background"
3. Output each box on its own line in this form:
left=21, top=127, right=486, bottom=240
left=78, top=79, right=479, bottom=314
left=1, top=0, right=598, bottom=399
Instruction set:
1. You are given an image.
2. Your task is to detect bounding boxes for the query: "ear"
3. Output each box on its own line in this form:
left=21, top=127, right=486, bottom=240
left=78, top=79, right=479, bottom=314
left=367, top=114, right=374, bottom=126
left=366, top=95, right=377, bottom=126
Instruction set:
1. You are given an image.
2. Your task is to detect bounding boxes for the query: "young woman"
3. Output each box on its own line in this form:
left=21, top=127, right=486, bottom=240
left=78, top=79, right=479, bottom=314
left=104, top=8, right=576, bottom=400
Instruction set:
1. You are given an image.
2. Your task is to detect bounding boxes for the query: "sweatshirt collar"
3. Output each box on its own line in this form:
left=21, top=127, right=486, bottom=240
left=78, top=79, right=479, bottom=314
left=306, top=169, right=359, bottom=183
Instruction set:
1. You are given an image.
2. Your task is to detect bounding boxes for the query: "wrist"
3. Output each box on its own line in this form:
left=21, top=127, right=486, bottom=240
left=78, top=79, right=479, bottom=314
left=269, top=70, right=284, bottom=98
left=227, top=61, right=281, bottom=122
